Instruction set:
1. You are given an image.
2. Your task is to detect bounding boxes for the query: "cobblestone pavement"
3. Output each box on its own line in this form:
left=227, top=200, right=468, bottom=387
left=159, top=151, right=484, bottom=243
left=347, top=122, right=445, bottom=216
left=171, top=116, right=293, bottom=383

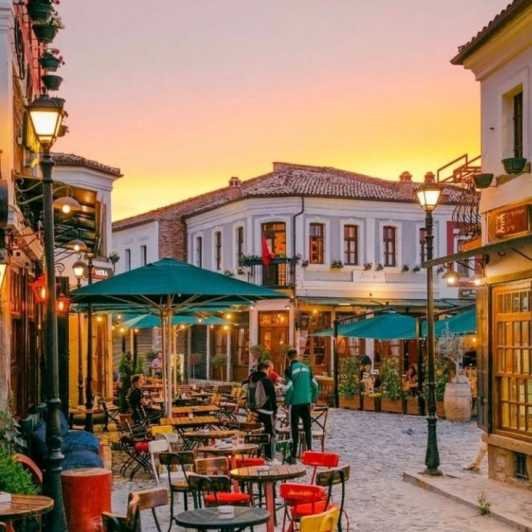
left=112, top=409, right=515, bottom=531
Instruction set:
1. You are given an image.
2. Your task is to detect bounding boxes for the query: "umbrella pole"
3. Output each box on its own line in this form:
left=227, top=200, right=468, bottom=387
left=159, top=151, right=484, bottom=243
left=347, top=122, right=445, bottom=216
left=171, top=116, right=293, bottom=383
left=164, top=302, right=173, bottom=418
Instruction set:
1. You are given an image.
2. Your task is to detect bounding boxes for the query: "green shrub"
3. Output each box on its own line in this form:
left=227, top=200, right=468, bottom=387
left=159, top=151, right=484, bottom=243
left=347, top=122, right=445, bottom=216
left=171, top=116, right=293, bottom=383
left=0, top=447, right=37, bottom=495
left=0, top=411, right=27, bottom=454
left=381, top=357, right=404, bottom=401
left=338, top=357, right=360, bottom=397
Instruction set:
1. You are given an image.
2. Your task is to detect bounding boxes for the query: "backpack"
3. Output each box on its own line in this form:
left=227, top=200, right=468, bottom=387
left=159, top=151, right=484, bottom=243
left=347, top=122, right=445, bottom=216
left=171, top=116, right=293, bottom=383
left=255, top=379, right=268, bottom=410
left=246, top=379, right=257, bottom=410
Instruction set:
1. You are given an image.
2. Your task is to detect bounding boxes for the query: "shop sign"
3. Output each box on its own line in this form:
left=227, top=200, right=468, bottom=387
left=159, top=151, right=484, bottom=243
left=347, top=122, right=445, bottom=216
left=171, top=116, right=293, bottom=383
left=488, top=203, right=531, bottom=241
left=92, top=267, right=112, bottom=280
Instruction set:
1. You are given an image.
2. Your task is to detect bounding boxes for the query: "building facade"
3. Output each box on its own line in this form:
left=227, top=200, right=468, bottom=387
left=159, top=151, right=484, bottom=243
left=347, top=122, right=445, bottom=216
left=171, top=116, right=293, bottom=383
left=451, top=0, right=532, bottom=487
left=113, top=162, right=472, bottom=382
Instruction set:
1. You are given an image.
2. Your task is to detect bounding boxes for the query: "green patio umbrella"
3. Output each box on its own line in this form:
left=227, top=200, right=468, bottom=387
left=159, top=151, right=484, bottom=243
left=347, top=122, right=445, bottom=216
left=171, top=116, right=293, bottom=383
left=434, top=308, right=476, bottom=336
left=122, top=313, right=230, bottom=329
left=72, top=258, right=283, bottom=414
left=313, top=312, right=418, bottom=340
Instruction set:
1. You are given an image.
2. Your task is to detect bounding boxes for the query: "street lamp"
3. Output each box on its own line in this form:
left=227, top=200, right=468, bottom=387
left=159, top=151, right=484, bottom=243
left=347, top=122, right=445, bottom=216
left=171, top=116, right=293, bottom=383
left=442, top=268, right=458, bottom=286
left=54, top=196, right=81, bottom=215
left=66, top=239, right=88, bottom=254
left=28, top=93, right=68, bottom=531
left=73, top=260, right=86, bottom=406
left=416, top=178, right=442, bottom=476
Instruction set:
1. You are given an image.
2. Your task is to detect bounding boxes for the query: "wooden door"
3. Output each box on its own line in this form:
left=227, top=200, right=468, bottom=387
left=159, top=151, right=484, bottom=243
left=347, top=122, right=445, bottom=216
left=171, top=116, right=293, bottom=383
left=259, top=311, right=289, bottom=373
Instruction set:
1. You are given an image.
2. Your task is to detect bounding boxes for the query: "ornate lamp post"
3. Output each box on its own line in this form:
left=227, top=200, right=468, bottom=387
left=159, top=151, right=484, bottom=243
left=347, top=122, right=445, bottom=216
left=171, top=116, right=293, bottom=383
left=28, top=94, right=68, bottom=531
left=84, top=253, right=95, bottom=432
left=73, top=260, right=86, bottom=405
left=416, top=178, right=442, bottom=476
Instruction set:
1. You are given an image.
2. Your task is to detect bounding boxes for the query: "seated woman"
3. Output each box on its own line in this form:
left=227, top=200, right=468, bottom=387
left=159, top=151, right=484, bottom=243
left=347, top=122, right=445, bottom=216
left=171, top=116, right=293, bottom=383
left=128, top=374, right=161, bottom=424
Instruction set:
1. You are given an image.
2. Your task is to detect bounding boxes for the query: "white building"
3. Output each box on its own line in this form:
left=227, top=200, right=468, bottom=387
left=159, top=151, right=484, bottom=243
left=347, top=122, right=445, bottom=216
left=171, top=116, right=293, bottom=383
left=114, top=162, right=473, bottom=382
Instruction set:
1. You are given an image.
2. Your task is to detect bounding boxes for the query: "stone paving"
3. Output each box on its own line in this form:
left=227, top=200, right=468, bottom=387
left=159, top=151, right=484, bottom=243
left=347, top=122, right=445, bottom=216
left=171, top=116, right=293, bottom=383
left=112, top=409, right=516, bottom=531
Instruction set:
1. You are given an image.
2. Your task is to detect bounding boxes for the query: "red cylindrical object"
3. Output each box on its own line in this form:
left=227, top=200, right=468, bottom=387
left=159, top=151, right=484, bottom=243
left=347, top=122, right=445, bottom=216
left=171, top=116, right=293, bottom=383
left=61, top=467, right=112, bottom=532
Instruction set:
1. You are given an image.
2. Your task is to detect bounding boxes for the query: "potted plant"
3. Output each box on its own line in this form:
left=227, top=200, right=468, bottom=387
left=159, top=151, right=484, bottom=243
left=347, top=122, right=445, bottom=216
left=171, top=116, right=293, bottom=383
left=413, top=265, right=421, bottom=272
left=380, top=357, right=404, bottom=413
left=250, top=344, right=271, bottom=366
left=338, top=357, right=361, bottom=409
left=211, top=354, right=227, bottom=381
left=301, top=260, right=309, bottom=268
left=32, top=14, right=63, bottom=44
left=27, top=0, right=54, bottom=24
left=0, top=448, right=38, bottom=496
left=42, top=73, right=62, bottom=91
left=363, top=263, right=372, bottom=271
left=473, top=173, right=494, bottom=189
left=502, top=156, right=528, bottom=175
left=402, top=265, right=410, bottom=272
left=375, top=264, right=384, bottom=271
left=223, top=270, right=234, bottom=277
left=331, top=260, right=344, bottom=270
left=439, top=326, right=472, bottom=422
left=108, top=251, right=120, bottom=272
left=39, top=49, right=63, bottom=71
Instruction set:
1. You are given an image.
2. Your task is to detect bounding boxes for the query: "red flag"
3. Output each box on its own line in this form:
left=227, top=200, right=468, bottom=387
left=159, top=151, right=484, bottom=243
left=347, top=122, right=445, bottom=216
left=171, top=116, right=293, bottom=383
left=262, top=237, right=273, bottom=266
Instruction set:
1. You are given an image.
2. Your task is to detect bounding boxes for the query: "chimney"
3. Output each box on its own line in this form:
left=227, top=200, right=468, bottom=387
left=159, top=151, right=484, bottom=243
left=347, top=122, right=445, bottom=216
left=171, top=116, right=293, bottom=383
left=424, top=171, right=436, bottom=184
left=399, top=171, right=412, bottom=183
left=228, top=176, right=241, bottom=188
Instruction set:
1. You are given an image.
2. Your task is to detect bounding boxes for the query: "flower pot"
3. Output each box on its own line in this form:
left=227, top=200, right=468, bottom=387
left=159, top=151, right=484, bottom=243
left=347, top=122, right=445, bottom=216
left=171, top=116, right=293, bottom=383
left=381, top=398, right=402, bottom=413
left=443, top=377, right=472, bottom=422
left=473, top=173, right=494, bottom=189
left=42, top=74, right=62, bottom=91
left=502, top=157, right=528, bottom=175
left=27, top=1, right=53, bottom=23
left=32, top=23, right=58, bottom=43
left=39, top=54, right=61, bottom=72
left=339, top=395, right=360, bottom=410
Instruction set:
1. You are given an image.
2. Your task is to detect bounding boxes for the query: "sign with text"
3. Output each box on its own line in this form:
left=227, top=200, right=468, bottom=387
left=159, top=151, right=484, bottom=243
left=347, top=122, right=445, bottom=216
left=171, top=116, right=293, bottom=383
left=488, top=203, right=531, bottom=241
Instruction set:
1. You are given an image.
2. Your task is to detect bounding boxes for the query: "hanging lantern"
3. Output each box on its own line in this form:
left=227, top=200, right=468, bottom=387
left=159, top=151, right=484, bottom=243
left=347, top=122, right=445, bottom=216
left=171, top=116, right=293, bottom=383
left=30, top=275, right=48, bottom=303
left=56, top=293, right=71, bottom=315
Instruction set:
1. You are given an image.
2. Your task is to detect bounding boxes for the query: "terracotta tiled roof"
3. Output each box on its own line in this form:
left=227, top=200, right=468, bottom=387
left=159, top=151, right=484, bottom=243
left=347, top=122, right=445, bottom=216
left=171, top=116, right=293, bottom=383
left=53, top=153, right=123, bottom=177
left=451, top=0, right=532, bottom=65
left=113, top=162, right=470, bottom=230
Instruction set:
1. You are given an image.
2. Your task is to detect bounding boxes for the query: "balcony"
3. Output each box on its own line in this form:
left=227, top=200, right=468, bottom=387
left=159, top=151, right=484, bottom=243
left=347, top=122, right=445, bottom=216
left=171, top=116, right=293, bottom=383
left=240, top=256, right=298, bottom=289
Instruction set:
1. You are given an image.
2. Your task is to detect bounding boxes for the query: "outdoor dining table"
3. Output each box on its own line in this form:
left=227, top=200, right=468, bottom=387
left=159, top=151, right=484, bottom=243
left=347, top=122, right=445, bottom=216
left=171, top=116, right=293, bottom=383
left=172, top=404, right=220, bottom=416
left=167, top=415, right=222, bottom=432
left=175, top=506, right=269, bottom=531
left=197, top=443, right=258, bottom=457
left=182, top=429, right=237, bottom=442
left=0, top=494, right=54, bottom=526
left=230, top=464, right=306, bottom=532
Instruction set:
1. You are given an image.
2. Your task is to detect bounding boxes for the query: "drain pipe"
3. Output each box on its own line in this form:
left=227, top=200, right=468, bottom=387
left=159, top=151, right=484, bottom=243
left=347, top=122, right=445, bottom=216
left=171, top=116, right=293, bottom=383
left=291, top=196, right=305, bottom=354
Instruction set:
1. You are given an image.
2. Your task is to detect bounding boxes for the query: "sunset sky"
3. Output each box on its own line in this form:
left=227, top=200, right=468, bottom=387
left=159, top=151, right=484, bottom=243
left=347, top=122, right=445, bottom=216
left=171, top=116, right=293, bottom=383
left=55, top=1, right=508, bottom=221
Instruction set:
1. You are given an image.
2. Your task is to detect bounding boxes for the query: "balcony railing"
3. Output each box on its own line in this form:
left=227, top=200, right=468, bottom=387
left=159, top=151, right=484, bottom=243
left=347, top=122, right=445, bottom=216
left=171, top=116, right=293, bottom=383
left=240, top=256, right=298, bottom=289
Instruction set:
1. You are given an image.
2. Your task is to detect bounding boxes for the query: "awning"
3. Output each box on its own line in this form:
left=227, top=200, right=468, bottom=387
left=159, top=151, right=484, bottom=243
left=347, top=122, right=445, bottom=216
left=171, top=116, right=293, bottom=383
left=423, top=234, right=531, bottom=268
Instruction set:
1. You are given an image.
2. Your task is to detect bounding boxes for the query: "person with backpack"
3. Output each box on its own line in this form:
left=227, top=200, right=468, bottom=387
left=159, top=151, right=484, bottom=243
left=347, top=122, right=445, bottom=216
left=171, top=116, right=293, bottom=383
left=284, top=349, right=319, bottom=463
left=251, top=362, right=277, bottom=459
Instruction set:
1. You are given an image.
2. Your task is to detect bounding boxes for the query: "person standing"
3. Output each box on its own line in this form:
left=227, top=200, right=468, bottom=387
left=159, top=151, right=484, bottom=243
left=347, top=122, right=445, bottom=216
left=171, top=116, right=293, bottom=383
left=252, top=362, right=277, bottom=459
left=284, top=350, right=319, bottom=462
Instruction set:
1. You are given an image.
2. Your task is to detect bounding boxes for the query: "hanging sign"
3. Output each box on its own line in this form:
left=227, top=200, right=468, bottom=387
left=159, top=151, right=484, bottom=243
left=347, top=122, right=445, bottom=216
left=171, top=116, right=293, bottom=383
left=488, top=203, right=531, bottom=241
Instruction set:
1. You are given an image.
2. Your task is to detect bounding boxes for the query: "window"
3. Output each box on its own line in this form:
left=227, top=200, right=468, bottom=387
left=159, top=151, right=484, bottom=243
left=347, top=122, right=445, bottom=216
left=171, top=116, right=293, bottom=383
left=309, top=223, right=324, bottom=264
left=383, top=226, right=396, bottom=267
left=195, top=236, right=203, bottom=267
left=140, top=245, right=147, bottom=266
left=236, top=226, right=244, bottom=264
left=125, top=248, right=131, bottom=271
left=514, top=91, right=523, bottom=158
left=344, top=225, right=358, bottom=265
left=214, top=231, right=222, bottom=271
left=261, top=222, right=286, bottom=255
left=419, top=227, right=427, bottom=264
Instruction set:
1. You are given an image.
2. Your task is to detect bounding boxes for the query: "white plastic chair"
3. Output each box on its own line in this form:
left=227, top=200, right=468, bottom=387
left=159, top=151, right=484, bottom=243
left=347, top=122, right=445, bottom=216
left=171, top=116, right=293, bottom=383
left=148, top=439, right=169, bottom=482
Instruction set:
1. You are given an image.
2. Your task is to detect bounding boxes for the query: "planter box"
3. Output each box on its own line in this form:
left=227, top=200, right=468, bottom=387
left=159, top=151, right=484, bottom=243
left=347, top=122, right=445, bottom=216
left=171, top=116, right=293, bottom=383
left=363, top=395, right=381, bottom=412
left=381, top=398, right=403, bottom=413
left=339, top=395, right=361, bottom=410
left=436, top=401, right=445, bottom=418
left=405, top=397, right=421, bottom=415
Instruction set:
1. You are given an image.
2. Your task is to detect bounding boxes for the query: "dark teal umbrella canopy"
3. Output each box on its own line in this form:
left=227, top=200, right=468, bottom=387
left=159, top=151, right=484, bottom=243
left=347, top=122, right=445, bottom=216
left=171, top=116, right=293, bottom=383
left=434, top=308, right=476, bottom=336
left=72, top=258, right=284, bottom=309
left=122, top=313, right=230, bottom=329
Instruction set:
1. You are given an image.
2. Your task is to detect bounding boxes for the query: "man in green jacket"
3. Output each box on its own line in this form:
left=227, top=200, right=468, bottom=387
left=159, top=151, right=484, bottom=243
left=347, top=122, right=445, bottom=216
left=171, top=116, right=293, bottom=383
left=284, top=349, right=319, bottom=462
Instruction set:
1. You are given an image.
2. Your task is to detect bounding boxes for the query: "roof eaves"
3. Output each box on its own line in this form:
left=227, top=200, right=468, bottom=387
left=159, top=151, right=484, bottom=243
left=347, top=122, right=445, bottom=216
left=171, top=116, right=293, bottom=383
left=451, top=0, right=531, bottom=65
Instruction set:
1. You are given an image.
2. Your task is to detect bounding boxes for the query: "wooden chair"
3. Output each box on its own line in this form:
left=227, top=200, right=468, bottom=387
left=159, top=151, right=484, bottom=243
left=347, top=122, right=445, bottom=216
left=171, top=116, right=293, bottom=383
left=13, top=453, right=43, bottom=486
left=300, top=507, right=340, bottom=532
left=244, top=433, right=271, bottom=458
left=194, top=456, right=230, bottom=475
left=187, top=473, right=250, bottom=508
left=159, top=451, right=194, bottom=525
left=310, top=406, right=329, bottom=452
left=102, top=488, right=168, bottom=532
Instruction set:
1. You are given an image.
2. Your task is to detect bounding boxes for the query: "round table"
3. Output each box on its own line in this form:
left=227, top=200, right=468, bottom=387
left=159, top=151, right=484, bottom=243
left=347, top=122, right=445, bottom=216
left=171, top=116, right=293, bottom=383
left=182, top=430, right=237, bottom=441
left=197, top=443, right=258, bottom=457
left=230, top=464, right=306, bottom=532
left=0, top=494, right=54, bottom=522
left=175, top=506, right=269, bottom=531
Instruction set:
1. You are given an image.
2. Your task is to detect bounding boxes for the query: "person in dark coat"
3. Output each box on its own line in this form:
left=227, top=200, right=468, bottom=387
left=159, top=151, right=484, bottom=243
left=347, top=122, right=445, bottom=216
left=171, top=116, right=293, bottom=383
left=251, top=362, right=277, bottom=459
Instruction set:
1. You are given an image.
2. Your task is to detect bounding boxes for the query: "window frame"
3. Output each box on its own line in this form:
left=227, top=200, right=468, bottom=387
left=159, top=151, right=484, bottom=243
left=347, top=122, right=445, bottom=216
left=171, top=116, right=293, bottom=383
left=513, top=90, right=524, bottom=158
left=309, top=222, right=325, bottom=265
left=382, top=225, right=397, bottom=268
left=140, top=244, right=148, bottom=266
left=343, top=224, right=359, bottom=266
left=214, top=230, right=222, bottom=271
left=195, top=235, right=203, bottom=268
left=125, top=248, right=131, bottom=271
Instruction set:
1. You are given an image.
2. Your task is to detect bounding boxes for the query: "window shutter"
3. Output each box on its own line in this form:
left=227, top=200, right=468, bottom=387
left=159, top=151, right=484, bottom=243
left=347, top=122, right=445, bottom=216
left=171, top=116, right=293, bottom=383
left=476, top=285, right=491, bottom=433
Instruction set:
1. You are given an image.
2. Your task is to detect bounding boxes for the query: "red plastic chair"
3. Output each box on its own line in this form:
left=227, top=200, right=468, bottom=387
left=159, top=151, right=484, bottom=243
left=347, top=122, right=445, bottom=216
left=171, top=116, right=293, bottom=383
left=280, top=483, right=327, bottom=532
left=233, top=457, right=266, bottom=468
left=301, top=451, right=340, bottom=483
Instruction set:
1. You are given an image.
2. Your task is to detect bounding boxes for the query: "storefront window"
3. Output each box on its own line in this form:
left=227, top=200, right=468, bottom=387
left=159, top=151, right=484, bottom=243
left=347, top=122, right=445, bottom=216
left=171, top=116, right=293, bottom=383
left=494, top=283, right=532, bottom=435
left=299, top=311, right=331, bottom=372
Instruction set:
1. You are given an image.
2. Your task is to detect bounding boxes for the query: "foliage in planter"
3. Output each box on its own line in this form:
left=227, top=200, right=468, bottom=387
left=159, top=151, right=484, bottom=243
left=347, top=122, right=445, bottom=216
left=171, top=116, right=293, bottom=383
left=363, top=263, right=372, bottom=271
left=338, top=357, right=360, bottom=398
left=0, top=411, right=27, bottom=454
left=239, top=255, right=261, bottom=267
left=27, top=0, right=54, bottom=24
left=331, top=260, right=344, bottom=270
left=223, top=270, right=234, bottom=277
left=32, top=14, right=63, bottom=44
left=301, top=260, right=309, bottom=268
left=250, top=344, right=271, bottom=364
left=375, top=264, right=384, bottom=271
left=412, top=265, right=421, bottom=272
left=381, top=357, right=404, bottom=400
left=0, top=447, right=37, bottom=495
left=401, top=265, right=410, bottom=272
